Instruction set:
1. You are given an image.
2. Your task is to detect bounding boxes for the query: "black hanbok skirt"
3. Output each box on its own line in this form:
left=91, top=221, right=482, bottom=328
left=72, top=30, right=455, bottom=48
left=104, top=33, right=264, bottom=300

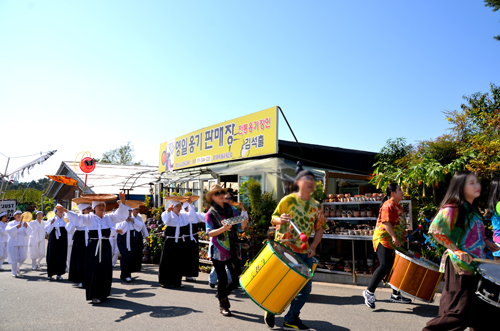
left=85, top=229, right=112, bottom=301
left=68, top=230, right=86, bottom=284
left=47, top=226, right=68, bottom=277
left=117, top=230, right=143, bottom=278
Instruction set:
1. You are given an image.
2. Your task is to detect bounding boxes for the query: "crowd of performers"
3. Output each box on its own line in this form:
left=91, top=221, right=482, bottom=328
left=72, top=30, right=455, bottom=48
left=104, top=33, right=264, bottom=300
left=1, top=167, right=500, bottom=330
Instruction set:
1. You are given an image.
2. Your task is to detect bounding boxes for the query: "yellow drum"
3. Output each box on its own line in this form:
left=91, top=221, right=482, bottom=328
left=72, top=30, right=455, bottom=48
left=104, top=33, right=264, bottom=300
left=239, top=240, right=313, bottom=315
left=312, top=257, right=319, bottom=273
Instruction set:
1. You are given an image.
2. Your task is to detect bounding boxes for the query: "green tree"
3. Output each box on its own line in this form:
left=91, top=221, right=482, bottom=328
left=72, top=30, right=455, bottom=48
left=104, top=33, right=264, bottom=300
left=444, top=83, right=500, bottom=179
left=485, top=0, right=500, bottom=40
left=96, top=142, right=143, bottom=165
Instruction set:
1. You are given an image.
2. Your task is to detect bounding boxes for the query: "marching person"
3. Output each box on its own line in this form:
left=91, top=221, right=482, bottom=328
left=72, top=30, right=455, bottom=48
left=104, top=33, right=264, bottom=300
left=158, top=198, right=190, bottom=288
left=45, top=204, right=68, bottom=280
left=28, top=211, right=46, bottom=271
left=0, top=212, right=9, bottom=271
left=6, top=210, right=32, bottom=277
left=487, top=177, right=500, bottom=261
left=264, top=162, right=327, bottom=330
left=423, top=170, right=499, bottom=331
left=208, top=192, right=247, bottom=287
left=363, top=183, right=412, bottom=309
left=182, top=200, right=205, bottom=283
left=205, top=184, right=248, bottom=317
left=59, top=192, right=129, bottom=304
left=66, top=221, right=76, bottom=273
left=115, top=203, right=144, bottom=282
left=68, top=203, right=91, bottom=288
left=110, top=229, right=120, bottom=267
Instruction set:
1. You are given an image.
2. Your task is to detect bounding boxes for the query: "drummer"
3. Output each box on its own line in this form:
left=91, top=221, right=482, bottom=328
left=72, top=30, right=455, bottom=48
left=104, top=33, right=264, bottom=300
left=363, top=183, right=412, bottom=309
left=487, top=177, right=500, bottom=261
left=423, top=170, right=499, bottom=331
left=264, top=162, right=327, bottom=331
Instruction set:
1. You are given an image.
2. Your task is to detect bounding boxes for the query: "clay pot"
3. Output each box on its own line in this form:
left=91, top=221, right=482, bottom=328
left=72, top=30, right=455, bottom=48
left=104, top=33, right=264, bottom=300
left=324, top=211, right=330, bottom=217
left=367, top=210, right=374, bottom=217
left=336, top=210, right=342, bottom=217
left=353, top=211, right=360, bottom=217
left=142, top=248, right=150, bottom=256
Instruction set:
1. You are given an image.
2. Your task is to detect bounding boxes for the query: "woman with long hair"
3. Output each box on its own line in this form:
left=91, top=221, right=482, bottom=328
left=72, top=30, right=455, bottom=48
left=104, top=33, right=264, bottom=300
left=205, top=184, right=248, bottom=317
left=363, top=183, right=412, bottom=309
left=487, top=177, right=500, bottom=261
left=423, top=170, right=499, bottom=331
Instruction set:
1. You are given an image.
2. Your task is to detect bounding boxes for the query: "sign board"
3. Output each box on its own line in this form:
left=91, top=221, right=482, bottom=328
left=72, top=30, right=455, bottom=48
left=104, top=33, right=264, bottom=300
left=159, top=106, right=279, bottom=172
left=0, top=200, right=17, bottom=219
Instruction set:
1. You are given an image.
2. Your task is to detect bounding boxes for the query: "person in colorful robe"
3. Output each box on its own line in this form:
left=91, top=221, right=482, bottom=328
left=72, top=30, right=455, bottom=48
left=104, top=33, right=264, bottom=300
left=423, top=171, right=499, bottom=331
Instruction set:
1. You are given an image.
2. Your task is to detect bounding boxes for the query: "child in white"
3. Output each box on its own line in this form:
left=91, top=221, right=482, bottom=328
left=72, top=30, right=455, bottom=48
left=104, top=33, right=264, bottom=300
left=28, top=211, right=46, bottom=270
left=0, top=212, right=9, bottom=270
left=6, top=210, right=32, bottom=277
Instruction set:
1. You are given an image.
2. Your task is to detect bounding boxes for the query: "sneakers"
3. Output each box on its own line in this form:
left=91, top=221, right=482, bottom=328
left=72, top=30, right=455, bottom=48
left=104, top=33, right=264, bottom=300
left=77, top=283, right=83, bottom=288
left=390, top=293, right=412, bottom=304
left=283, top=317, right=309, bottom=330
left=92, top=298, right=101, bottom=304
left=264, top=311, right=275, bottom=328
left=185, top=277, right=196, bottom=282
left=209, top=282, right=216, bottom=288
left=363, top=290, right=376, bottom=309
left=56, top=275, right=63, bottom=281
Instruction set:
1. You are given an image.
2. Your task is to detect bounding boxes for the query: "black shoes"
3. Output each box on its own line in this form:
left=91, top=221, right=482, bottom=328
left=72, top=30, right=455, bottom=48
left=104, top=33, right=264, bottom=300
left=264, top=311, right=275, bottom=328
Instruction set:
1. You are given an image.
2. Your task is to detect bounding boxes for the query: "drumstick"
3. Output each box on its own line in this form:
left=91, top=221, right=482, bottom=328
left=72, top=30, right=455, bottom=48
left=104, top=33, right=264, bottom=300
left=288, top=219, right=308, bottom=250
left=473, top=258, right=500, bottom=265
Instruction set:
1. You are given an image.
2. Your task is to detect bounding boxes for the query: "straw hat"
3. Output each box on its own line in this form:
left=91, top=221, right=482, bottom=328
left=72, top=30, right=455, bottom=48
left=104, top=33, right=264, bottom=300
left=205, top=184, right=228, bottom=203
left=73, top=197, right=92, bottom=204
left=118, top=200, right=146, bottom=209
left=81, top=194, right=117, bottom=202
left=163, top=195, right=190, bottom=202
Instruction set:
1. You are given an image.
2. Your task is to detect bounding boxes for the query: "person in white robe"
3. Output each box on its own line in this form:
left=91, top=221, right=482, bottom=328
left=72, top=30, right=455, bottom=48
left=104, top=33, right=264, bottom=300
left=68, top=203, right=91, bottom=288
left=182, top=201, right=206, bottom=282
left=45, top=205, right=68, bottom=280
left=115, top=205, right=144, bottom=282
left=6, top=210, right=32, bottom=277
left=28, top=211, right=46, bottom=270
left=65, top=221, right=76, bottom=273
left=60, top=192, right=129, bottom=304
left=0, top=212, right=9, bottom=271
left=158, top=199, right=191, bottom=288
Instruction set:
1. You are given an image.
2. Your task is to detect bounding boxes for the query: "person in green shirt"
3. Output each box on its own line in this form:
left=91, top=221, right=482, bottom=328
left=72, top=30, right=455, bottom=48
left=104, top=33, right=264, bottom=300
left=264, top=162, right=327, bottom=331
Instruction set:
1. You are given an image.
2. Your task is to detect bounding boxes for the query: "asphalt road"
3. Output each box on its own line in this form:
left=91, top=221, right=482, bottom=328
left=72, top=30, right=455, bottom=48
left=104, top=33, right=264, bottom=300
left=0, top=260, right=440, bottom=331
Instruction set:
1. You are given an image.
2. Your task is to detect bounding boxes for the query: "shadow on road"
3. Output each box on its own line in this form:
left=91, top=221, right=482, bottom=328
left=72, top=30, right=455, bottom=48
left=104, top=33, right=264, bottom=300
left=99, top=298, right=202, bottom=322
left=111, top=286, right=156, bottom=298
left=308, top=293, right=362, bottom=306
left=268, top=314, right=350, bottom=331
left=374, top=304, right=439, bottom=318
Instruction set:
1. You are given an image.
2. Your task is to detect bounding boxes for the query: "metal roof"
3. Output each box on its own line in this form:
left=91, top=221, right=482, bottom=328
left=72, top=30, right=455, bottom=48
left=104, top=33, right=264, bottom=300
left=45, top=161, right=161, bottom=198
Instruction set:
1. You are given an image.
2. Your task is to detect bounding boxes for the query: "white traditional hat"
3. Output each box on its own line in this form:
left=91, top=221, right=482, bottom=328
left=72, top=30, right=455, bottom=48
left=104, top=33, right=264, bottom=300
left=35, top=211, right=43, bottom=216
left=13, top=210, right=22, bottom=216
left=77, top=203, right=91, bottom=212
left=92, top=201, right=105, bottom=209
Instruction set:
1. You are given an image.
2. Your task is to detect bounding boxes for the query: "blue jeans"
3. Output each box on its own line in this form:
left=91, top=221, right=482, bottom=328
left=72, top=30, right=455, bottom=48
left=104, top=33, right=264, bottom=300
left=284, top=253, right=313, bottom=323
left=209, top=265, right=231, bottom=284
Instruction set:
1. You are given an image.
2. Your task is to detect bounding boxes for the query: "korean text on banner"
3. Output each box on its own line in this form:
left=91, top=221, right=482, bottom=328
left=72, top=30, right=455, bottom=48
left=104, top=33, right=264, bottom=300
left=158, top=106, right=278, bottom=172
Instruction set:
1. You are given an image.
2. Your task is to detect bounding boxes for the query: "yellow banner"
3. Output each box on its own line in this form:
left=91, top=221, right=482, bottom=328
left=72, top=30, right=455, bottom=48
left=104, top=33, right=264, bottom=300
left=158, top=107, right=279, bottom=171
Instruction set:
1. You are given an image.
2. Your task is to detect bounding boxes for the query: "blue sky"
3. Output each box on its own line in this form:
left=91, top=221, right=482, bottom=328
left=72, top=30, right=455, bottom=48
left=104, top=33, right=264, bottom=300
left=0, top=1, right=499, bottom=181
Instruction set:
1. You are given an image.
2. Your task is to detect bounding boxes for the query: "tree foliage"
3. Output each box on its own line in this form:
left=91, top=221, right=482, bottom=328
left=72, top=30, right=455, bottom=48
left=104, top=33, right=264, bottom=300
left=6, top=178, right=51, bottom=191
left=4, top=188, right=55, bottom=212
left=96, top=142, right=143, bottom=165
left=444, top=83, right=500, bottom=179
left=485, top=0, right=500, bottom=40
